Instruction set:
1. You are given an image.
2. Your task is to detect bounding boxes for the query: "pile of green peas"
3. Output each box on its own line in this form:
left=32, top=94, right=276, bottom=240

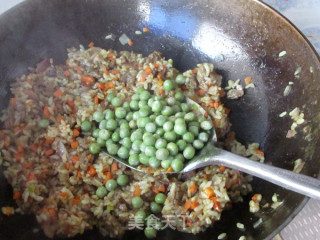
left=88, top=80, right=212, bottom=172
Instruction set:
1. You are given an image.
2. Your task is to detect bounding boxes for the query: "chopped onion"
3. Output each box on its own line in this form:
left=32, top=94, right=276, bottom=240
left=253, top=218, right=263, bottom=229
left=105, top=33, right=116, bottom=41
left=119, top=33, right=131, bottom=45
left=135, top=30, right=142, bottom=35
left=278, top=51, right=287, bottom=57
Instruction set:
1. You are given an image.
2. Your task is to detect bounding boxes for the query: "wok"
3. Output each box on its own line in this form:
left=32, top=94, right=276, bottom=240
left=0, top=0, right=320, bottom=239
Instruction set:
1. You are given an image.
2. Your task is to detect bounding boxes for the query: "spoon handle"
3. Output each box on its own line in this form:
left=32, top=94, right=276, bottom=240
left=210, top=149, right=320, bottom=199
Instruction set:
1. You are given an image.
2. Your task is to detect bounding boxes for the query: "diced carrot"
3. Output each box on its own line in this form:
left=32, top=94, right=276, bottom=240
left=87, top=154, right=92, bottom=161
left=81, top=75, right=95, bottom=85
left=204, top=111, right=208, bottom=118
left=157, top=73, right=162, bottom=79
left=53, top=88, right=63, bottom=98
left=140, top=77, right=146, bottom=82
left=190, top=201, right=199, bottom=210
left=14, top=152, right=24, bottom=161
left=251, top=194, right=259, bottom=202
left=97, top=83, right=106, bottom=90
left=104, top=69, right=110, bottom=75
left=225, top=108, right=231, bottom=115
left=77, top=171, right=82, bottom=179
left=189, top=184, right=197, bottom=194
left=113, top=69, right=120, bottom=75
left=128, top=40, right=134, bottom=46
left=57, top=116, right=64, bottom=123
left=134, top=185, right=142, bottom=197
left=29, top=143, right=38, bottom=153
left=26, top=172, right=35, bottom=182
left=143, top=27, right=150, bottom=32
left=245, top=76, right=252, bottom=85
left=186, top=218, right=193, bottom=226
left=157, top=80, right=163, bottom=86
left=105, top=82, right=115, bottom=89
left=22, top=162, right=31, bottom=169
left=151, top=185, right=160, bottom=194
left=3, top=139, right=10, bottom=147
left=146, top=167, right=155, bottom=173
left=72, top=196, right=80, bottom=205
left=45, top=136, right=55, bottom=144
left=66, top=100, right=75, bottom=110
left=254, top=148, right=265, bottom=157
left=48, top=208, right=56, bottom=216
left=75, top=65, right=82, bottom=74
left=144, top=67, right=152, bottom=75
left=43, top=106, right=51, bottom=118
left=204, top=187, right=215, bottom=198
left=158, top=89, right=164, bottom=95
left=17, top=146, right=24, bottom=153
left=208, top=101, right=215, bottom=108
left=103, top=172, right=112, bottom=185
left=158, top=186, right=165, bottom=193
left=71, top=140, right=79, bottom=149
left=211, top=197, right=221, bottom=212
left=219, top=89, right=226, bottom=97
left=197, top=89, right=206, bottom=97
left=111, top=162, right=118, bottom=172
left=60, top=192, right=68, bottom=197
left=72, top=155, right=80, bottom=164
left=232, top=177, right=239, bottom=185
left=166, top=167, right=174, bottom=174
left=44, top=149, right=55, bottom=157
left=87, top=165, right=97, bottom=177
left=65, top=162, right=70, bottom=170
left=72, top=128, right=80, bottom=137
left=64, top=70, right=70, bottom=77
left=192, top=69, right=198, bottom=74
left=2, top=206, right=14, bottom=216
left=94, top=96, right=99, bottom=104
left=219, top=165, right=226, bottom=172
left=13, top=191, right=22, bottom=200
left=88, top=41, right=94, bottom=48
left=184, top=200, right=191, bottom=211
left=203, top=173, right=208, bottom=179
left=10, top=98, right=17, bottom=107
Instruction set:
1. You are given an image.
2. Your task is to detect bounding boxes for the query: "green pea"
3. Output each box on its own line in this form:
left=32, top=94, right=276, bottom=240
left=155, top=115, right=167, bottom=126
left=138, top=100, right=148, bottom=109
left=144, top=227, right=157, bottom=239
left=122, top=137, right=132, bottom=148
left=174, top=91, right=184, bottom=101
left=184, top=112, right=195, bottom=122
left=189, top=121, right=200, bottom=127
left=189, top=125, right=199, bottom=137
left=132, top=196, right=144, bottom=209
left=89, top=142, right=101, bottom=154
left=129, top=120, right=137, bottom=129
left=106, top=93, right=115, bottom=102
left=92, top=129, right=100, bottom=138
left=176, top=153, right=185, bottom=162
left=163, top=121, right=174, bottom=131
left=131, top=130, right=143, bottom=141
left=155, top=138, right=167, bottom=149
left=175, top=112, right=185, bottom=118
left=167, top=142, right=179, bottom=156
left=137, top=117, right=149, bottom=128
left=119, top=128, right=130, bottom=138
left=148, top=98, right=154, bottom=108
left=174, top=122, right=187, bottom=135
left=38, top=118, right=49, bottom=129
left=145, top=122, right=157, bottom=133
left=172, top=105, right=181, bottom=114
left=144, top=135, right=156, bottom=146
left=125, top=112, right=134, bottom=121
left=150, top=201, right=162, bottom=213
left=139, top=153, right=149, bottom=165
left=161, top=159, right=172, bottom=169
left=105, top=179, right=117, bottom=191
left=152, top=101, right=162, bottom=113
left=135, top=210, right=147, bottom=222
left=105, top=109, right=115, bottom=120
left=107, top=143, right=119, bottom=155
left=163, top=79, right=174, bottom=91
left=181, top=103, right=190, bottom=112
left=129, top=154, right=140, bottom=166
left=193, top=139, right=204, bottom=149
left=99, top=120, right=107, bottom=130
left=164, top=131, right=177, bottom=141
left=200, top=120, right=213, bottom=130
left=183, top=132, right=194, bottom=143
left=111, top=97, right=122, bottom=107
left=139, top=106, right=151, bottom=117
left=171, top=159, right=184, bottom=172
left=153, top=220, right=164, bottom=231
left=96, top=186, right=107, bottom=198
left=117, top=146, right=129, bottom=159
left=131, top=93, right=140, bottom=101
left=175, top=74, right=186, bottom=85
left=140, top=90, right=151, bottom=101
left=120, top=121, right=129, bottom=129
left=132, top=112, right=140, bottom=120
left=167, top=97, right=176, bottom=105
left=183, top=145, right=195, bottom=159
left=112, top=131, right=120, bottom=142
left=99, top=129, right=111, bottom=140
left=105, top=139, right=114, bottom=146
left=149, top=157, right=161, bottom=168
left=155, top=193, right=167, bottom=204
left=80, top=120, right=91, bottom=132
left=115, top=107, right=126, bottom=119
left=117, top=174, right=129, bottom=186
left=156, top=128, right=165, bottom=136
left=130, top=100, right=139, bottom=110
left=96, top=137, right=106, bottom=147
left=161, top=106, right=173, bottom=116
left=145, top=146, right=156, bottom=157
left=156, top=148, right=169, bottom=161
left=149, top=114, right=157, bottom=122
left=93, top=111, right=104, bottom=122
left=132, top=140, right=142, bottom=152
left=106, top=119, right=118, bottom=130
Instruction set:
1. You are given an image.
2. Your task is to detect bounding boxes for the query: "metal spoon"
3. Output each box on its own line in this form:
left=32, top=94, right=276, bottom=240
left=103, top=98, right=320, bottom=200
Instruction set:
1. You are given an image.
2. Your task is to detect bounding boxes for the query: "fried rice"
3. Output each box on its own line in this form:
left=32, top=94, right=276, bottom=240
left=0, top=46, right=261, bottom=238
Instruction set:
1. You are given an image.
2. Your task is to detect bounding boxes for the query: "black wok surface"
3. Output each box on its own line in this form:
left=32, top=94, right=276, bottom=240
left=0, top=0, right=320, bottom=239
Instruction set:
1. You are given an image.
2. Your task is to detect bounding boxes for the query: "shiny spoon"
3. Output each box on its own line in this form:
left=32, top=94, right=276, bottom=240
left=103, top=98, right=320, bottom=200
